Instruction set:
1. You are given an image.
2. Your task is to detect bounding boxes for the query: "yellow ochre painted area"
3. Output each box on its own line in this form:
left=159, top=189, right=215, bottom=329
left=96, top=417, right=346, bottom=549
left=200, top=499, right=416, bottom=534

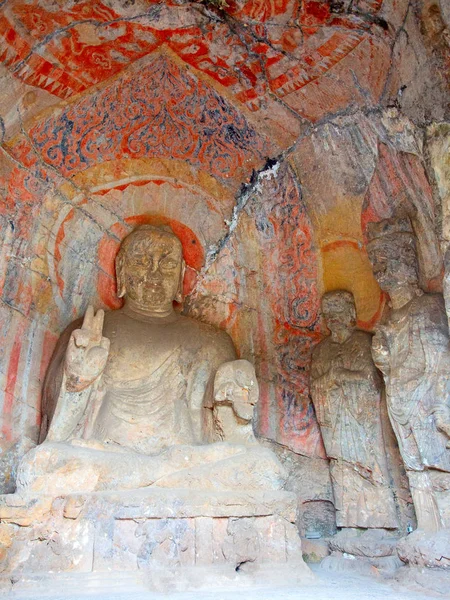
left=321, top=242, right=383, bottom=330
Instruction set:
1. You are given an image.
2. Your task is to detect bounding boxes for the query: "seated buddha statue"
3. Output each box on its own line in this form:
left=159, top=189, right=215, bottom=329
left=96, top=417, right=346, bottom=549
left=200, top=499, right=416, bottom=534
left=17, top=225, right=285, bottom=495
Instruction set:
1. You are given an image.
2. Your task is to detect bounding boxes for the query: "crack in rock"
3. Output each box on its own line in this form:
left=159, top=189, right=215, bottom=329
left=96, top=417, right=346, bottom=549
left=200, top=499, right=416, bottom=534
left=203, top=155, right=281, bottom=272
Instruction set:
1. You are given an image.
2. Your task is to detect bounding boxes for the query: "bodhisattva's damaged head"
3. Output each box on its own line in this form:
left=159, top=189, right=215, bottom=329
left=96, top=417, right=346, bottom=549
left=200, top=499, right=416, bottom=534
left=366, top=217, right=419, bottom=296
left=116, top=225, right=185, bottom=315
left=321, top=290, right=356, bottom=343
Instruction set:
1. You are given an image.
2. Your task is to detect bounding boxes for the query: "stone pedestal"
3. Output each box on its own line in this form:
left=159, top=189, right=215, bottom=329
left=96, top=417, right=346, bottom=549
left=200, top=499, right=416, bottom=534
left=395, top=529, right=450, bottom=596
left=0, top=488, right=313, bottom=590
left=320, top=530, right=402, bottom=577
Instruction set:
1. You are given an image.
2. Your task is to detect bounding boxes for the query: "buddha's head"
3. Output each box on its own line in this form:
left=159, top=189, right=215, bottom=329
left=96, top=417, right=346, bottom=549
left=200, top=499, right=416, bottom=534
left=321, top=290, right=356, bottom=343
left=116, top=225, right=185, bottom=315
left=366, top=217, right=419, bottom=297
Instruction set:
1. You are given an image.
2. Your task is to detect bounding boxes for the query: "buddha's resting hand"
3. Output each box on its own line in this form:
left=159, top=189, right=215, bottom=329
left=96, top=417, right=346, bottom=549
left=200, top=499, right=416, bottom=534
left=65, top=305, right=110, bottom=392
left=214, top=359, right=258, bottom=422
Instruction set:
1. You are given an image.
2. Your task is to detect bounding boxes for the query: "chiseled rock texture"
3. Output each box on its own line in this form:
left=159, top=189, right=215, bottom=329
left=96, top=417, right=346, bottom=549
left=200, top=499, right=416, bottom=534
left=0, top=488, right=314, bottom=588
left=395, top=529, right=450, bottom=596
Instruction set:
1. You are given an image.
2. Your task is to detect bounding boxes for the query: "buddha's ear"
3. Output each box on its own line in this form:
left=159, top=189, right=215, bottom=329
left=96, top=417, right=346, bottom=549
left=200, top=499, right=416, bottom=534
left=116, top=251, right=126, bottom=299
left=175, top=259, right=186, bottom=303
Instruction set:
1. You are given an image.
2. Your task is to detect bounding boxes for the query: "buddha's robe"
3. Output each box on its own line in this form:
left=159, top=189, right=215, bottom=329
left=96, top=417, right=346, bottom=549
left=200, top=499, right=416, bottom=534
left=18, top=309, right=286, bottom=494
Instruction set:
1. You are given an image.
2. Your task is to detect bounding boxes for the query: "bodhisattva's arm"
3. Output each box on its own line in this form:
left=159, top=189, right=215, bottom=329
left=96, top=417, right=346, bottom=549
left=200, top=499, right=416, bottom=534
left=43, top=306, right=110, bottom=443
left=310, top=352, right=341, bottom=391
left=371, top=327, right=392, bottom=375
left=310, top=342, right=351, bottom=391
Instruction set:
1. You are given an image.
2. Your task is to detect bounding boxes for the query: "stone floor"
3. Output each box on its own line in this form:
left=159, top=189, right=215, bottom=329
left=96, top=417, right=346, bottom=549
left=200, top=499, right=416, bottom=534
left=1, top=566, right=445, bottom=600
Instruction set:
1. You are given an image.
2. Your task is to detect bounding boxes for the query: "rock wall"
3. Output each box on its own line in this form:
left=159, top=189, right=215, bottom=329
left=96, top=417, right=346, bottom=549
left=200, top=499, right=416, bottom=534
left=0, top=0, right=448, bottom=520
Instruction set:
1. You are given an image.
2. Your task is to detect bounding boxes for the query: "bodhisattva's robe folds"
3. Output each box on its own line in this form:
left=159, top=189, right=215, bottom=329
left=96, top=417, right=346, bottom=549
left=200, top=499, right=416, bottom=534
left=368, top=218, right=450, bottom=532
left=311, top=291, right=398, bottom=529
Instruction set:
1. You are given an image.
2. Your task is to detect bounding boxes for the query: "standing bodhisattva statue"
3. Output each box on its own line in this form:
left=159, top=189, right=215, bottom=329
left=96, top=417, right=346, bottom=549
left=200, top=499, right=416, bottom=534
left=311, top=290, right=398, bottom=529
left=367, top=217, right=450, bottom=533
left=17, top=225, right=286, bottom=494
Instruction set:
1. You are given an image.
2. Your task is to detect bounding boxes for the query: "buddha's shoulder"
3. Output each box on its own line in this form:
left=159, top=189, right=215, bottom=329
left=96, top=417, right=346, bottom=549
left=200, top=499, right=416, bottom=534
left=174, top=316, right=237, bottom=361
left=177, top=315, right=235, bottom=350
left=102, top=310, right=236, bottom=357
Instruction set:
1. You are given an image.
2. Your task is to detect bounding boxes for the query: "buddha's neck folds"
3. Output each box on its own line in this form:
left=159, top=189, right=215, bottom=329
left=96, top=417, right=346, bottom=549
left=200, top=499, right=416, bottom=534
left=123, top=297, right=178, bottom=322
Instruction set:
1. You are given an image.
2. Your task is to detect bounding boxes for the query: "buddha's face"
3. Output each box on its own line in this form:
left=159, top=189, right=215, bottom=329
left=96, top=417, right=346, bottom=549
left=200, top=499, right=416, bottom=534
left=367, top=234, right=418, bottom=295
left=118, top=228, right=183, bottom=310
left=322, top=291, right=356, bottom=341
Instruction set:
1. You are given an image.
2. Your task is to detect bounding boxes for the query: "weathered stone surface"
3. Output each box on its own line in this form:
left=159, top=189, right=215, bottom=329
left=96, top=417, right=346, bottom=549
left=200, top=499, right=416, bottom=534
left=321, top=552, right=402, bottom=578
left=321, top=529, right=402, bottom=578
left=427, top=123, right=450, bottom=249
left=1, top=0, right=448, bottom=479
left=368, top=217, right=450, bottom=533
left=0, top=488, right=313, bottom=585
left=260, top=438, right=336, bottom=538
left=0, top=436, right=35, bottom=495
left=428, top=123, right=450, bottom=342
left=16, top=226, right=286, bottom=496
left=301, top=539, right=330, bottom=564
left=0, top=493, right=53, bottom=527
left=0, top=0, right=448, bottom=569
left=397, top=529, right=450, bottom=569
left=329, top=529, right=398, bottom=558
left=394, top=564, right=450, bottom=597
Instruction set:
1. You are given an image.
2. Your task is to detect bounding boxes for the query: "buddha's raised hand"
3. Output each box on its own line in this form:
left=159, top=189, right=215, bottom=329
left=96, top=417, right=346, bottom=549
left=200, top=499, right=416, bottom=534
left=65, top=305, right=110, bottom=392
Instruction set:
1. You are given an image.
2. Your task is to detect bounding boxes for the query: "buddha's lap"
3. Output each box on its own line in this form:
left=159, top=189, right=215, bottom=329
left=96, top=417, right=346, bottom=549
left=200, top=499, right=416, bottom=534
left=16, top=440, right=286, bottom=493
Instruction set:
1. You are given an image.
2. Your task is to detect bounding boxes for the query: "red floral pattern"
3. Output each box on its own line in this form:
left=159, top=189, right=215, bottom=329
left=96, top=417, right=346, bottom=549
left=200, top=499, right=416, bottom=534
left=0, top=0, right=388, bottom=115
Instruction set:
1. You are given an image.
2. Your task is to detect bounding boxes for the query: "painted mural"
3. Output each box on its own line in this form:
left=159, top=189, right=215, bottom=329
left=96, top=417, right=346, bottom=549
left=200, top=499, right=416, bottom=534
left=0, top=0, right=390, bottom=118
left=0, top=0, right=446, bottom=487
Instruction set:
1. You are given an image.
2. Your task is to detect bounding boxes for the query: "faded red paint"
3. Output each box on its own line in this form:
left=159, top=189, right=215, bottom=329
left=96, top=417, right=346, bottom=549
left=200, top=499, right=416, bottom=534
left=0, top=0, right=403, bottom=459
left=358, top=291, right=387, bottom=330
left=362, top=143, right=436, bottom=236
left=1, top=0, right=388, bottom=117
left=322, top=240, right=360, bottom=252
left=1, top=326, right=24, bottom=440
left=302, top=1, right=331, bottom=26
left=54, top=209, right=75, bottom=295
left=226, top=0, right=291, bottom=21
left=25, top=55, right=269, bottom=182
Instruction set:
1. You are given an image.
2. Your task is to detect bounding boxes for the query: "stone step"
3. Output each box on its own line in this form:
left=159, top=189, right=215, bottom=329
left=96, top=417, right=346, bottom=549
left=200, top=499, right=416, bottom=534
left=7, top=572, right=147, bottom=597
